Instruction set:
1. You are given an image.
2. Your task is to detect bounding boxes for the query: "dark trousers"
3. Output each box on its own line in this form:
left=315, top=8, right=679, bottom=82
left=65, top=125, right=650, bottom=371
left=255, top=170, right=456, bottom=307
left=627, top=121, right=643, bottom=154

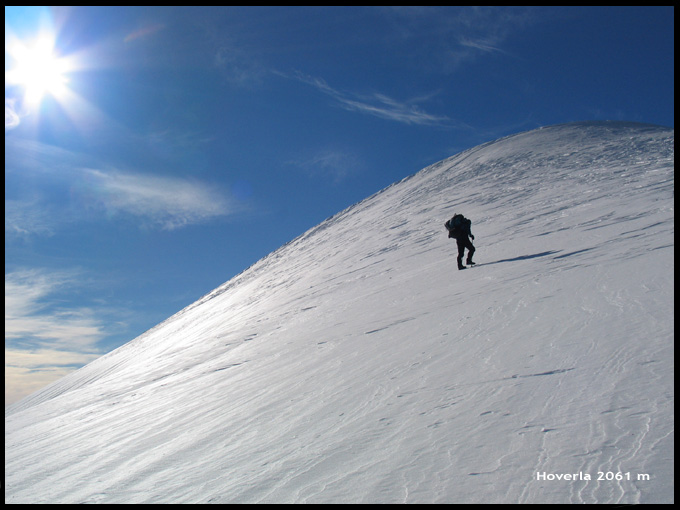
left=456, top=237, right=475, bottom=267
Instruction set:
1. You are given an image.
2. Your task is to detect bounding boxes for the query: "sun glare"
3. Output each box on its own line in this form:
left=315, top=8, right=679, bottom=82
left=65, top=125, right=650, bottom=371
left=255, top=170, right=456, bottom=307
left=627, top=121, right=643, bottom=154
left=6, top=35, right=71, bottom=105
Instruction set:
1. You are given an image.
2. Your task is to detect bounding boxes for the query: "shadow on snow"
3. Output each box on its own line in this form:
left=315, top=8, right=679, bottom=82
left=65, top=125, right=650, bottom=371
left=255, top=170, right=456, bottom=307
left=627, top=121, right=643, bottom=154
left=483, top=250, right=561, bottom=266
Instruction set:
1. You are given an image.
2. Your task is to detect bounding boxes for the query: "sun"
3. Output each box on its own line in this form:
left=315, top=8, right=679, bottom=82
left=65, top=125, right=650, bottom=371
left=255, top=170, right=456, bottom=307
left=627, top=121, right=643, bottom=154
left=6, top=34, right=71, bottom=106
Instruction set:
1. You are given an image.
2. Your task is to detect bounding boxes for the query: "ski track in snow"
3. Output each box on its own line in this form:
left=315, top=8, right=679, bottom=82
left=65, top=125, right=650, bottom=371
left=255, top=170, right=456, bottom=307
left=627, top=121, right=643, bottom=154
left=5, top=122, right=674, bottom=504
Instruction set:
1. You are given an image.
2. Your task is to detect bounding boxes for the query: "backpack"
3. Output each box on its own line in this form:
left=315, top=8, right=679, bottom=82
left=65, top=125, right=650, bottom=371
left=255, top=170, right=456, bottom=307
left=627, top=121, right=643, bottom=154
left=445, top=214, right=465, bottom=238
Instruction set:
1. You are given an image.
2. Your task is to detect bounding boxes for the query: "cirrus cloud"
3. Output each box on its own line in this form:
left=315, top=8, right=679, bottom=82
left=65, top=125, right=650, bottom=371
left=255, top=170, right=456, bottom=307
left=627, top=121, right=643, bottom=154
left=81, top=168, right=233, bottom=230
left=5, top=268, right=107, bottom=405
left=287, top=71, right=455, bottom=127
left=5, top=137, right=235, bottom=234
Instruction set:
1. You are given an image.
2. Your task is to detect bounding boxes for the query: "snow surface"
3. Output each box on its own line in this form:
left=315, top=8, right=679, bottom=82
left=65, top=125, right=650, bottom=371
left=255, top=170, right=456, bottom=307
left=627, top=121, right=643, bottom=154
left=5, top=121, right=674, bottom=504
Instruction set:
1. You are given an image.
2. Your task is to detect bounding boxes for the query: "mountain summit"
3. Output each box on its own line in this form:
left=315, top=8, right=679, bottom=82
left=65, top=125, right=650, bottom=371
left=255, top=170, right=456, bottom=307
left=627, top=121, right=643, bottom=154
left=6, top=121, right=674, bottom=504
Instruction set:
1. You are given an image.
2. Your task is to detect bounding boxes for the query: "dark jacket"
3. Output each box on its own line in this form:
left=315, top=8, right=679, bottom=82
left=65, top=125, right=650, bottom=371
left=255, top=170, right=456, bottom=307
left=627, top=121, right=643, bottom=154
left=446, top=216, right=474, bottom=241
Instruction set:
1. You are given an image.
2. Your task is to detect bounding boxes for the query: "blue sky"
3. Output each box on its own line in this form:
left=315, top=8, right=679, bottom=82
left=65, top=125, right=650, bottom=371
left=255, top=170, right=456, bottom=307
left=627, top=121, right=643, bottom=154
left=5, top=6, right=674, bottom=404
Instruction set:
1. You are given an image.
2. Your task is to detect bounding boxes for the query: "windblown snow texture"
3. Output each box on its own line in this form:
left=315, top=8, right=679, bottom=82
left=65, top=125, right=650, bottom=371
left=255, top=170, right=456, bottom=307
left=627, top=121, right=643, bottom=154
left=5, top=122, right=674, bottom=504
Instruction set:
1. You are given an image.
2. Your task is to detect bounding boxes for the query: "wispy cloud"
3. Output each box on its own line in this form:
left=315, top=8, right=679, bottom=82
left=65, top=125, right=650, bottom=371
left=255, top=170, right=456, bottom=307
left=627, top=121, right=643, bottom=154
left=5, top=348, right=101, bottom=406
left=5, top=98, right=22, bottom=130
left=5, top=269, right=104, bottom=349
left=81, top=168, right=232, bottom=230
left=123, top=22, right=166, bottom=44
left=289, top=72, right=453, bottom=127
left=5, top=138, right=234, bottom=233
left=458, top=36, right=504, bottom=54
left=382, top=6, right=534, bottom=72
left=5, top=199, right=60, bottom=237
left=5, top=268, right=107, bottom=404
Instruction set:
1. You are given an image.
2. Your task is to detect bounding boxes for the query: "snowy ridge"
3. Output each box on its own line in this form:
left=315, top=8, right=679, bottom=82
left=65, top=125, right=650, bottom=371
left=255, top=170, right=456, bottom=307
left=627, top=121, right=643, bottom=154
left=5, top=121, right=674, bottom=503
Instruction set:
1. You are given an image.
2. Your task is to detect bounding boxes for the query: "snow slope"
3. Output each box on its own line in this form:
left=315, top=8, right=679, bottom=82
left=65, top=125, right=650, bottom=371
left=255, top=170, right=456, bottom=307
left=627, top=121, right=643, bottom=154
left=5, top=121, right=674, bottom=504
